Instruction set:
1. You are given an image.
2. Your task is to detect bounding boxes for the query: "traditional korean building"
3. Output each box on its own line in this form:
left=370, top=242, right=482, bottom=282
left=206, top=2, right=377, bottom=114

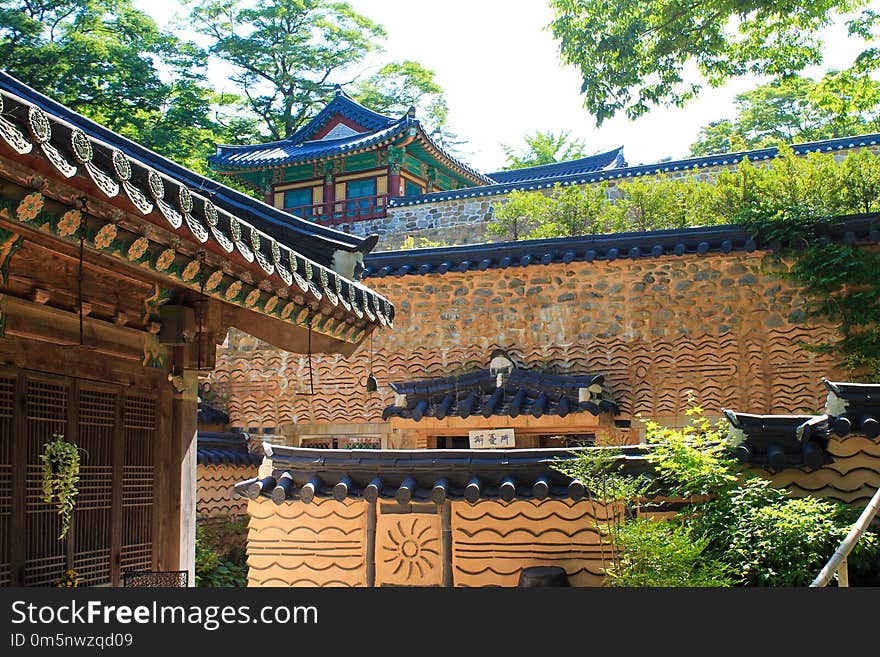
left=0, top=70, right=392, bottom=587
left=207, top=89, right=880, bottom=249
left=206, top=82, right=880, bottom=588
left=217, top=215, right=880, bottom=586
left=209, top=86, right=492, bottom=224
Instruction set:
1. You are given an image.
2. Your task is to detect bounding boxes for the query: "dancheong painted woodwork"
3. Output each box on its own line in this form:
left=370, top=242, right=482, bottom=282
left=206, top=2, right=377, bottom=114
left=0, top=69, right=389, bottom=587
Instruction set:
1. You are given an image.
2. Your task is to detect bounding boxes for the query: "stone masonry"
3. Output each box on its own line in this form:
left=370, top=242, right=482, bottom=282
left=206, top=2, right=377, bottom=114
left=210, top=248, right=844, bottom=445
left=332, top=143, right=880, bottom=250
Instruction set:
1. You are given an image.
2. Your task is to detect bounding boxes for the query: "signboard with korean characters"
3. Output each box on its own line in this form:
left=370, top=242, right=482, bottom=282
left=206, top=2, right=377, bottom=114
left=468, top=428, right=515, bottom=449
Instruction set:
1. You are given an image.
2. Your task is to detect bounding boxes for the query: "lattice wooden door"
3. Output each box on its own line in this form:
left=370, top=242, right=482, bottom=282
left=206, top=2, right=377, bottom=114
left=1, top=370, right=157, bottom=587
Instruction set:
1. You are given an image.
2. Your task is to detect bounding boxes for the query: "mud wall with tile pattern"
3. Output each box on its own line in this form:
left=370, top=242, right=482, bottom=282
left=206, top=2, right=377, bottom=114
left=210, top=249, right=845, bottom=437
left=244, top=496, right=614, bottom=587
left=197, top=464, right=259, bottom=517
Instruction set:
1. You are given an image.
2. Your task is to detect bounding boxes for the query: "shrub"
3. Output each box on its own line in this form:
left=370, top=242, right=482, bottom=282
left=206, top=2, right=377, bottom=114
left=556, top=406, right=880, bottom=586
left=195, top=523, right=248, bottom=587
left=605, top=518, right=731, bottom=587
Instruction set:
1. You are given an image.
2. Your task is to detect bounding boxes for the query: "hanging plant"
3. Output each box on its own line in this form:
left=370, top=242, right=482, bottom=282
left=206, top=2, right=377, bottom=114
left=40, top=434, right=80, bottom=540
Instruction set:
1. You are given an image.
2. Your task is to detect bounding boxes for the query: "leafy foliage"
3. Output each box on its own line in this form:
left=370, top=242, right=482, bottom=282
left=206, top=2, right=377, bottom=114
left=690, top=75, right=880, bottom=156
left=40, top=434, right=80, bottom=540
left=0, top=0, right=257, bottom=176
left=547, top=0, right=872, bottom=123
left=500, top=130, right=589, bottom=170
left=195, top=521, right=248, bottom=587
left=186, top=0, right=385, bottom=141
left=54, top=569, right=80, bottom=588
left=399, top=235, right=451, bottom=249
left=351, top=60, right=449, bottom=135
left=644, top=409, right=878, bottom=586
left=605, top=518, right=732, bottom=587
left=559, top=407, right=879, bottom=586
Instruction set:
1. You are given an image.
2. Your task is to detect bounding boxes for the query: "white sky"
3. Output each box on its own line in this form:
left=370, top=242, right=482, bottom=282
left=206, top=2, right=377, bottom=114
left=134, top=0, right=879, bottom=172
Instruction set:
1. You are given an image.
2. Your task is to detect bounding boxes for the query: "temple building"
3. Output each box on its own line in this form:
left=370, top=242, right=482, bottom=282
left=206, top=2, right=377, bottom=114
left=0, top=70, right=392, bottom=587
left=209, top=87, right=492, bottom=224
left=208, top=88, right=880, bottom=250
left=203, top=86, right=880, bottom=587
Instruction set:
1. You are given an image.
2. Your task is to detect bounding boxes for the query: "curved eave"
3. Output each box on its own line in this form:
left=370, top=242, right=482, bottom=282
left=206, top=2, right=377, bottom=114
left=0, top=71, right=375, bottom=263
left=211, top=119, right=491, bottom=188
left=0, top=74, right=395, bottom=343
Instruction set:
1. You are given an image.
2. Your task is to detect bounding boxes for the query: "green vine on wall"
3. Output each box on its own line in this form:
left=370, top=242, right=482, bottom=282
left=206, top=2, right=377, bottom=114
left=740, top=208, right=880, bottom=383
left=40, top=434, right=81, bottom=540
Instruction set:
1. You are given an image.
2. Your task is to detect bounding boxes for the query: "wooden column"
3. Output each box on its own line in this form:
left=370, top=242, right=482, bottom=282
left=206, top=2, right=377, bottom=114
left=157, top=368, right=198, bottom=585
left=388, top=166, right=401, bottom=199
left=323, top=174, right=335, bottom=218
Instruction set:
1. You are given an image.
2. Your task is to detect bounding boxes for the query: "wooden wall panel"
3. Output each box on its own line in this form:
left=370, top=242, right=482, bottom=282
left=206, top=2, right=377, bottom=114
left=120, top=393, right=156, bottom=573
left=246, top=497, right=367, bottom=587
left=73, top=385, right=115, bottom=586
left=23, top=375, right=68, bottom=586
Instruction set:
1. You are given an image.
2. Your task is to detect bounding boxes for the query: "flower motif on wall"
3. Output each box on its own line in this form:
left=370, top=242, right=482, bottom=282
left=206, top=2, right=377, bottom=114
left=16, top=193, right=44, bottom=222
left=245, top=288, right=261, bottom=309
left=155, top=248, right=176, bottom=272
left=57, top=209, right=81, bottom=237
left=92, top=223, right=117, bottom=250
left=181, top=259, right=201, bottom=283
left=204, top=269, right=224, bottom=292
left=224, top=279, right=242, bottom=301
left=127, top=236, right=149, bottom=261
left=382, top=518, right=439, bottom=579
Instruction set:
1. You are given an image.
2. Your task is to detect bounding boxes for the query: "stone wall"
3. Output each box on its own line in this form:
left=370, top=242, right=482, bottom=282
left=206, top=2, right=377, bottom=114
left=328, top=143, right=880, bottom=250
left=210, top=247, right=845, bottom=439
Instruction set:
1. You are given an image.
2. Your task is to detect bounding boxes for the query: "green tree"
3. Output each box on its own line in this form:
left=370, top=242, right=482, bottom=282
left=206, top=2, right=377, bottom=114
left=690, top=75, right=880, bottom=155
left=350, top=60, right=448, bottom=132
left=547, top=0, right=873, bottom=123
left=500, top=130, right=588, bottom=169
left=185, top=0, right=387, bottom=140
left=488, top=182, right=613, bottom=240
left=0, top=0, right=256, bottom=175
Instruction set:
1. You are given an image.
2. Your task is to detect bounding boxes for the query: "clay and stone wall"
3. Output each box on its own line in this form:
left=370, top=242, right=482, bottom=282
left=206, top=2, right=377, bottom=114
left=210, top=247, right=844, bottom=442
left=197, top=463, right=259, bottom=517
left=244, top=496, right=610, bottom=587
left=330, top=143, right=880, bottom=250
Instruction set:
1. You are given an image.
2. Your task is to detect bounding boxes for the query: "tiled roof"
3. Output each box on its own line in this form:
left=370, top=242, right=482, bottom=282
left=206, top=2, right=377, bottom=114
left=363, top=215, right=880, bottom=278
left=287, top=86, right=399, bottom=144
left=383, top=368, right=616, bottom=421
left=197, top=432, right=262, bottom=466
left=0, top=70, right=395, bottom=338
left=824, top=379, right=880, bottom=438
left=389, top=133, right=880, bottom=208
left=723, top=378, right=880, bottom=471
left=723, top=410, right=832, bottom=471
left=210, top=87, right=492, bottom=185
left=234, top=444, right=651, bottom=504
left=198, top=402, right=229, bottom=426
left=485, top=147, right=627, bottom=184
left=0, top=71, right=377, bottom=269
left=210, top=117, right=414, bottom=169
